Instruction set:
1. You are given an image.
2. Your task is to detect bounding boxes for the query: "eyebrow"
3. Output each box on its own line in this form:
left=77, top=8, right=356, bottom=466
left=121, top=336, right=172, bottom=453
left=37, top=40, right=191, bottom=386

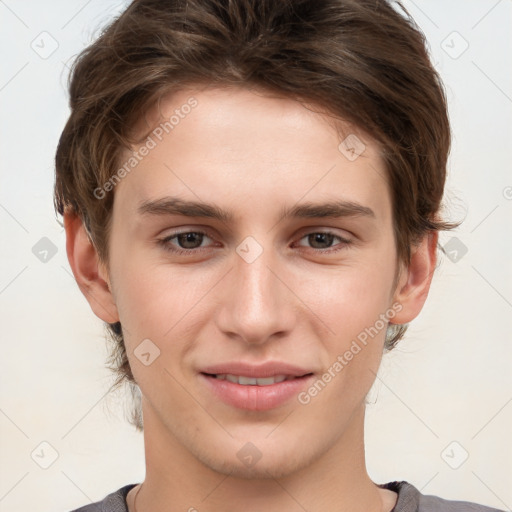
left=280, top=200, right=375, bottom=220
left=137, top=197, right=234, bottom=222
left=136, top=197, right=375, bottom=222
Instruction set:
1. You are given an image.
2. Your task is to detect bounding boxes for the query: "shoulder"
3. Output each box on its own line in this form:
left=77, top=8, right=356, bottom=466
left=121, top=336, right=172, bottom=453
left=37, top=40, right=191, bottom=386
left=68, top=483, right=137, bottom=512
left=417, top=489, right=505, bottom=512
left=379, top=480, right=505, bottom=512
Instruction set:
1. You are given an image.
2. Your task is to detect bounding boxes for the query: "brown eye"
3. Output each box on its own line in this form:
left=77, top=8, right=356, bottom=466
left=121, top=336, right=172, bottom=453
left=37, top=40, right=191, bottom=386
left=296, top=231, right=352, bottom=252
left=175, top=232, right=205, bottom=249
left=158, top=230, right=214, bottom=253
left=307, top=233, right=335, bottom=249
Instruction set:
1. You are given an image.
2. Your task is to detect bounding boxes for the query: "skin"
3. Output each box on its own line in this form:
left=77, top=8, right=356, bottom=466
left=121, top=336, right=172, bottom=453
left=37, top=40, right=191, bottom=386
left=65, top=85, right=437, bottom=512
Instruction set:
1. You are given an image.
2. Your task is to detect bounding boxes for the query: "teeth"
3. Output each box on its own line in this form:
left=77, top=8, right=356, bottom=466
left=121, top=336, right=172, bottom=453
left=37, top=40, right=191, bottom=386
left=214, top=374, right=289, bottom=386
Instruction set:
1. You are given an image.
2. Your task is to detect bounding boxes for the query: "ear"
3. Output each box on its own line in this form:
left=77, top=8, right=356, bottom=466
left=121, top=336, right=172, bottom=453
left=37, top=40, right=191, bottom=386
left=390, top=230, right=438, bottom=324
left=64, top=210, right=120, bottom=323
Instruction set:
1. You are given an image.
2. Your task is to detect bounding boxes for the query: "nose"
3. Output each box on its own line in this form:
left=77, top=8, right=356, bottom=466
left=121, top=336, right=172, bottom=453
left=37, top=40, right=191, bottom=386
left=214, top=243, right=296, bottom=345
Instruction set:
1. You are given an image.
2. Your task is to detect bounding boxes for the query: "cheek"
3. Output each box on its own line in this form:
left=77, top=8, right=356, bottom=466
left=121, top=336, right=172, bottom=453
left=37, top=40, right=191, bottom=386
left=296, top=258, right=396, bottom=340
left=294, top=268, right=392, bottom=415
left=109, top=262, right=193, bottom=396
left=293, top=253, right=396, bottom=397
left=108, top=253, right=169, bottom=342
left=110, top=251, right=215, bottom=347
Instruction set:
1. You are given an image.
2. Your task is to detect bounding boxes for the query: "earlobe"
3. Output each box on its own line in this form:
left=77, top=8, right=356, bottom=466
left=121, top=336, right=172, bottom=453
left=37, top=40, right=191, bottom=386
left=391, top=231, right=438, bottom=325
left=64, top=211, right=120, bottom=323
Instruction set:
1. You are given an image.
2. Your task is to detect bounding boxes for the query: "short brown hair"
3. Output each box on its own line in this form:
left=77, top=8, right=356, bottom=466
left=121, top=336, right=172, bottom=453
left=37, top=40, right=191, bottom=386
left=54, top=0, right=458, bottom=430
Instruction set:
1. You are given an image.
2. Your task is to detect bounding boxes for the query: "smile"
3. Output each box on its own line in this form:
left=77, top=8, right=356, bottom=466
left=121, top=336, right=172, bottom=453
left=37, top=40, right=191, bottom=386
left=200, top=372, right=315, bottom=410
left=207, top=373, right=298, bottom=385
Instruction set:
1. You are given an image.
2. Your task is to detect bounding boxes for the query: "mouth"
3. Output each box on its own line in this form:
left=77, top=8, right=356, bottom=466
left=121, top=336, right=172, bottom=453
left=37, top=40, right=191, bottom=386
left=199, top=372, right=315, bottom=411
left=201, top=372, right=313, bottom=386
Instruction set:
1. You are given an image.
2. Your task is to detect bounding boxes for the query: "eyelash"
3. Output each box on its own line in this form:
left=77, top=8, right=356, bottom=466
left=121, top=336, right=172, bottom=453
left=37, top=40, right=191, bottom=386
left=157, top=229, right=353, bottom=256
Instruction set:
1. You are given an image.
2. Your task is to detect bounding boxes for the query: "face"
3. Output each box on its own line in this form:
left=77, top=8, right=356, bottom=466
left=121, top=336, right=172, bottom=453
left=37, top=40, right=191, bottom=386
left=91, top=85, right=418, bottom=478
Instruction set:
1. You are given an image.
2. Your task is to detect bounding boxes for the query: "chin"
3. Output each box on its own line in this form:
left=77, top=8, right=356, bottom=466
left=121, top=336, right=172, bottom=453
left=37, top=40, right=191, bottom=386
left=200, top=452, right=309, bottom=480
left=190, top=434, right=322, bottom=481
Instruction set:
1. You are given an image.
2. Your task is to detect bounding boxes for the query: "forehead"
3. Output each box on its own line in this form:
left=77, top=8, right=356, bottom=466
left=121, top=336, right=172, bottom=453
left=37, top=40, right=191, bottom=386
left=114, top=85, right=391, bottom=225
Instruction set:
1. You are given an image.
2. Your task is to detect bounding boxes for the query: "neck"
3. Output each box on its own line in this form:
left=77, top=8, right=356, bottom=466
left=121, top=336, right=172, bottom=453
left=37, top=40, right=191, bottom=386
left=133, top=400, right=389, bottom=512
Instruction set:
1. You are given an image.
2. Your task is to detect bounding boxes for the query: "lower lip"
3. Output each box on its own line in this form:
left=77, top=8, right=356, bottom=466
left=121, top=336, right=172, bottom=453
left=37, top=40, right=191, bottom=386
left=199, top=373, right=314, bottom=411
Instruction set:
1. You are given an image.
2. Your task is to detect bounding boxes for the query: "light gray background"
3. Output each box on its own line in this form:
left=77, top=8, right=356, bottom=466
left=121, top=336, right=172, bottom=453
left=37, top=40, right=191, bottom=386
left=0, top=1, right=511, bottom=511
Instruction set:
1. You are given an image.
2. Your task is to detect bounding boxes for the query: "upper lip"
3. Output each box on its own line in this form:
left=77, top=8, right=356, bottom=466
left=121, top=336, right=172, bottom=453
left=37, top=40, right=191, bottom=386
left=200, top=361, right=313, bottom=378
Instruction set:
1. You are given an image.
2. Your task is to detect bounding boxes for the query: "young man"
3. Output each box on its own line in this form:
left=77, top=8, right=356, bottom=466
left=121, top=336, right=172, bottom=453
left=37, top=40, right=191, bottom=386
left=54, top=0, right=503, bottom=511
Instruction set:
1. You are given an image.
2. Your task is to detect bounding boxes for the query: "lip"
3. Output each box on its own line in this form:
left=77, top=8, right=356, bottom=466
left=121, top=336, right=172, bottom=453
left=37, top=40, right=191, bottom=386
left=199, top=361, right=312, bottom=378
left=199, top=361, right=315, bottom=411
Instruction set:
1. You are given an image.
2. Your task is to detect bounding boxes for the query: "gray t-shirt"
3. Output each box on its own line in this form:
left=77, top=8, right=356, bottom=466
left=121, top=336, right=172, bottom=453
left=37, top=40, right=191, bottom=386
left=69, top=480, right=505, bottom=511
